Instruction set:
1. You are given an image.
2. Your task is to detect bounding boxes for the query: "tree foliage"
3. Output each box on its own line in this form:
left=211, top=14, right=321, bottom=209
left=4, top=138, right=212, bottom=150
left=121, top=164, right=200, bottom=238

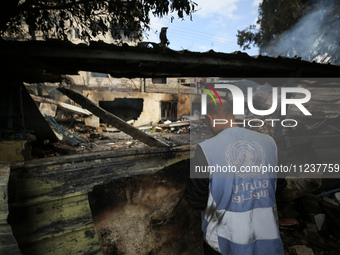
left=0, top=0, right=197, bottom=42
left=237, top=0, right=340, bottom=63
left=237, top=0, right=309, bottom=51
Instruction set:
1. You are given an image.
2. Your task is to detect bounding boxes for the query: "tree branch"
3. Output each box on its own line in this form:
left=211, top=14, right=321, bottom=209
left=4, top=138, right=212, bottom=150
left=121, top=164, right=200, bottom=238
left=30, top=0, right=90, bottom=11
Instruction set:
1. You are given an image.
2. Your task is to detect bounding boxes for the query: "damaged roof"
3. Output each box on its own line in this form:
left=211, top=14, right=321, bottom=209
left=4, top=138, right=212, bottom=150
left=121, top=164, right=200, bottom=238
left=1, top=40, right=340, bottom=82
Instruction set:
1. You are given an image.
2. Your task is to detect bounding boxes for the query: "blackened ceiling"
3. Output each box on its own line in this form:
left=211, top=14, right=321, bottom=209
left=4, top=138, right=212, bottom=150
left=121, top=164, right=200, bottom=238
left=1, top=40, right=340, bottom=83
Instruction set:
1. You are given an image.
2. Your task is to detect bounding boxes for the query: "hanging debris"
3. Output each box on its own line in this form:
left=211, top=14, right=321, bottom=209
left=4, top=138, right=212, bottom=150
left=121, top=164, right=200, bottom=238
left=45, top=115, right=86, bottom=146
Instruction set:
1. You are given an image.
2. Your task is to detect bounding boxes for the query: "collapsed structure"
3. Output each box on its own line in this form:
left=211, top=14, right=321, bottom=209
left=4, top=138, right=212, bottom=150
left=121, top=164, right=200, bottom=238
left=1, top=40, right=340, bottom=255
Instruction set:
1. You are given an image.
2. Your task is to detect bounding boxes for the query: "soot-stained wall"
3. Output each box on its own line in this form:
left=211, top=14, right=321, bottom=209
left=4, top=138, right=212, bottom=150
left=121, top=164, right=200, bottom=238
left=88, top=160, right=203, bottom=255
left=83, top=91, right=191, bottom=127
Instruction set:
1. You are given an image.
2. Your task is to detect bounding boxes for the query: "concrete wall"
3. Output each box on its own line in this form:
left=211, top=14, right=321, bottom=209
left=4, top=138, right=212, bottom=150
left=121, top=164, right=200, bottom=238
left=68, top=71, right=141, bottom=90
left=83, top=90, right=191, bottom=127
left=68, top=73, right=192, bottom=94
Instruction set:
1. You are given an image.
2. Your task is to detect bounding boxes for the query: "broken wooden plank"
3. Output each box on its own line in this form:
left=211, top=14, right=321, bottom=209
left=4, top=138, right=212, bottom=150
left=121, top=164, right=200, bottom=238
left=158, top=120, right=191, bottom=128
left=105, top=127, right=120, bottom=132
left=128, top=121, right=190, bottom=132
left=105, top=120, right=135, bottom=132
left=58, top=102, right=92, bottom=116
left=57, top=87, right=169, bottom=147
left=30, top=94, right=92, bottom=116
left=138, top=125, right=154, bottom=130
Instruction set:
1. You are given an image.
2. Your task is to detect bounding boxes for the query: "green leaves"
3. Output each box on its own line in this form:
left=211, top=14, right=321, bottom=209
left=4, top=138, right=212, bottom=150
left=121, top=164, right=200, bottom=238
left=237, top=0, right=309, bottom=51
left=1, top=0, right=196, bottom=42
left=237, top=0, right=340, bottom=64
left=237, top=25, right=261, bottom=51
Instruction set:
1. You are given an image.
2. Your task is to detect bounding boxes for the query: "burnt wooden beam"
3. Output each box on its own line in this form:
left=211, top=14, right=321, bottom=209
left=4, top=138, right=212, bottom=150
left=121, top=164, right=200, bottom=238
left=30, top=94, right=92, bottom=116
left=10, top=145, right=191, bottom=198
left=58, top=87, right=169, bottom=147
left=2, top=40, right=340, bottom=81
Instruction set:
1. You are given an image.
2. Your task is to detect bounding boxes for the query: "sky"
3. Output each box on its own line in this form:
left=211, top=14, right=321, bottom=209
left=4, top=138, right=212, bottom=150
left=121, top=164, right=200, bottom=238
left=143, top=0, right=262, bottom=56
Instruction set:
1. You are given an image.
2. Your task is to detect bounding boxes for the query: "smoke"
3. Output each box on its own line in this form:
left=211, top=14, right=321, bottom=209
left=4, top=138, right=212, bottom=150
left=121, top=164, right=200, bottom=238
left=261, top=1, right=340, bottom=64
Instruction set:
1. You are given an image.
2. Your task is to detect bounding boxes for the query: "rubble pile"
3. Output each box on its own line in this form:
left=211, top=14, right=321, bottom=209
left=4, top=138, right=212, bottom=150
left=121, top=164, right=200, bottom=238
left=278, top=189, right=340, bottom=255
left=28, top=117, right=192, bottom=157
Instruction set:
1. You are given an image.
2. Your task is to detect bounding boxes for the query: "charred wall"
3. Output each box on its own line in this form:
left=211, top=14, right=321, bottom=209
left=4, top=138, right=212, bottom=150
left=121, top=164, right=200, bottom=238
left=83, top=91, right=191, bottom=127
left=88, top=160, right=203, bottom=255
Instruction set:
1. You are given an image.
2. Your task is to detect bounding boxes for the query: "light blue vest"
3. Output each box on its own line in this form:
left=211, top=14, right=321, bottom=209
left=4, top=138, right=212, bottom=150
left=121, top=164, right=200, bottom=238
left=199, top=127, right=284, bottom=255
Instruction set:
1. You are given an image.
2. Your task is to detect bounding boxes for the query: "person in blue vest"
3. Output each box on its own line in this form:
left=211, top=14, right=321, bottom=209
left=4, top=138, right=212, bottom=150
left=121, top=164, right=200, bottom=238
left=185, top=99, right=284, bottom=255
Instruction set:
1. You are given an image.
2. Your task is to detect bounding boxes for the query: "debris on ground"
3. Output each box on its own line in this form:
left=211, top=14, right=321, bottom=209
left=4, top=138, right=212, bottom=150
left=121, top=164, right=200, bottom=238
left=28, top=99, right=193, bottom=157
left=21, top=92, right=340, bottom=255
left=277, top=189, right=340, bottom=255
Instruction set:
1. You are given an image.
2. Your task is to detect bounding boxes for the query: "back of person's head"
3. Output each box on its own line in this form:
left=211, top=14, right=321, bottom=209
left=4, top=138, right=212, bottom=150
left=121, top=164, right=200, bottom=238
left=204, top=98, right=236, bottom=132
left=207, top=98, right=234, bottom=120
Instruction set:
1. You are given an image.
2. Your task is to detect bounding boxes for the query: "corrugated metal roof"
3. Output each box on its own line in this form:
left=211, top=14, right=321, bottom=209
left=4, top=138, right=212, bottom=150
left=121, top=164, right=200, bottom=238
left=1, top=40, right=340, bottom=81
